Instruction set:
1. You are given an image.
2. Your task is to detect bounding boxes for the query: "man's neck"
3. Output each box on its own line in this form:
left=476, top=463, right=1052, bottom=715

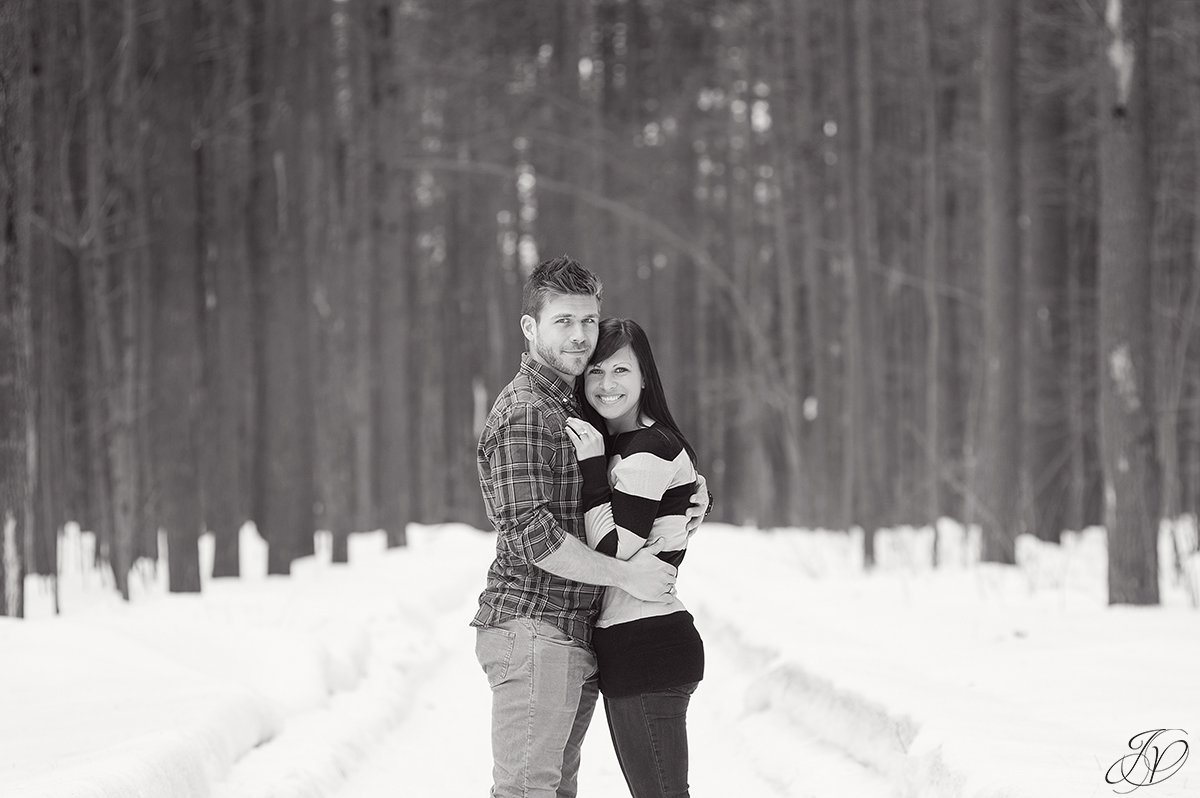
left=526, top=351, right=576, bottom=388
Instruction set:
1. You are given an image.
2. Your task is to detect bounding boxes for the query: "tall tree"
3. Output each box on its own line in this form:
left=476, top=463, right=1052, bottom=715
left=976, top=0, right=1021, bottom=563
left=916, top=0, right=947, bottom=540
left=148, top=0, right=204, bottom=592
left=1098, top=0, right=1159, bottom=605
left=0, top=0, right=34, bottom=617
left=79, top=0, right=146, bottom=598
left=335, top=0, right=379, bottom=546
left=1150, top=0, right=1200, bottom=536
left=310, top=0, right=357, bottom=561
left=781, top=0, right=837, bottom=526
left=1065, top=101, right=1104, bottom=534
left=372, top=0, right=414, bottom=547
left=27, top=3, right=82, bottom=609
left=1022, top=0, right=1071, bottom=543
left=199, top=0, right=256, bottom=578
left=764, top=0, right=813, bottom=525
left=251, top=0, right=317, bottom=573
left=836, top=0, right=887, bottom=564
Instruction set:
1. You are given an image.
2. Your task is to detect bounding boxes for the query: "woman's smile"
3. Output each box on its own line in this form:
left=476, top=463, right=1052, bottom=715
left=584, top=345, right=644, bottom=433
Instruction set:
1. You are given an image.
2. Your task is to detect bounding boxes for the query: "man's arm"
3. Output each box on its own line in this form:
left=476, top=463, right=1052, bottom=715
left=537, top=534, right=676, bottom=602
left=486, top=402, right=675, bottom=602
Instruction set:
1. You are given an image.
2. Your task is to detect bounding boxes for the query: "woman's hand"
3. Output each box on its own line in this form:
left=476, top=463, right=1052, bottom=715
left=564, top=417, right=606, bottom=460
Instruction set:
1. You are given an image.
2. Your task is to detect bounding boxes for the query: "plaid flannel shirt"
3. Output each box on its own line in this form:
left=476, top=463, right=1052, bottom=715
left=471, top=353, right=603, bottom=647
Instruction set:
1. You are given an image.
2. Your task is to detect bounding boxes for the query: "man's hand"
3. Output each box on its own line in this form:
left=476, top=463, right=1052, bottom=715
left=620, top=537, right=677, bottom=602
left=684, top=472, right=709, bottom=539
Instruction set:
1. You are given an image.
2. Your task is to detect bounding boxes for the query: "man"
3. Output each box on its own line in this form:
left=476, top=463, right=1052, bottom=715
left=473, top=255, right=708, bottom=798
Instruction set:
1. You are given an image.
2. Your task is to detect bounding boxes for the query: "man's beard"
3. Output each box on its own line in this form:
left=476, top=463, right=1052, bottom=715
left=535, top=338, right=591, bottom=378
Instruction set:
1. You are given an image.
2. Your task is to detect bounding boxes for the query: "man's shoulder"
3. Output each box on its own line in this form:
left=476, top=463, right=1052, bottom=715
left=490, top=378, right=549, bottom=418
left=482, top=381, right=564, bottom=445
left=492, top=371, right=565, bottom=417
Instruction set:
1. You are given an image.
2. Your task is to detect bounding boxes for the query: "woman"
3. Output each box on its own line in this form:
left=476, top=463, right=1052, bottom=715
left=563, top=317, right=704, bottom=798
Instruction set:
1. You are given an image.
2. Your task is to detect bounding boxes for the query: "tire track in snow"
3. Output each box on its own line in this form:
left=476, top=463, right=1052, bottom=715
left=332, top=558, right=894, bottom=796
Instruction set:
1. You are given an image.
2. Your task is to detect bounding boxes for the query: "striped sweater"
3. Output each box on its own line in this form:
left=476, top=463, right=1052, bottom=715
left=578, top=422, right=704, bottom=697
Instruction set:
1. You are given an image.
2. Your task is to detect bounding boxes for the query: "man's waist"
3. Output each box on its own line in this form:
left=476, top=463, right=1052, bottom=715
left=477, top=573, right=603, bottom=609
left=472, top=593, right=599, bottom=647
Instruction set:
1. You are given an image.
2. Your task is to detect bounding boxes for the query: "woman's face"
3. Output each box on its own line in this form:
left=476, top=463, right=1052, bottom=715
left=583, top=345, right=643, bottom=434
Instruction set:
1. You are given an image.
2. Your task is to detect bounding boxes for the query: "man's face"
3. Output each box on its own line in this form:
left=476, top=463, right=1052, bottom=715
left=521, top=293, right=600, bottom=383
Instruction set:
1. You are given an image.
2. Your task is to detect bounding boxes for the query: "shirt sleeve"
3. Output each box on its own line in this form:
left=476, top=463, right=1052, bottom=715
left=580, top=435, right=677, bottom=562
left=579, top=456, right=620, bottom=556
left=486, top=402, right=569, bottom=564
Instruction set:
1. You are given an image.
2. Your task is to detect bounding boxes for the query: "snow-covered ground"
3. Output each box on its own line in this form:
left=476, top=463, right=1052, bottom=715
left=4, top=518, right=1198, bottom=798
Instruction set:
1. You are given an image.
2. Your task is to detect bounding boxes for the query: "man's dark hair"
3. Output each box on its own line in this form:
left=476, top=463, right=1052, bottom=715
left=522, top=255, right=604, bottom=320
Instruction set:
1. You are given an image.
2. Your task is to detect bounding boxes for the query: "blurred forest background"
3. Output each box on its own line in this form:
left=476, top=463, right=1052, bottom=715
left=1, top=0, right=1197, bottom=613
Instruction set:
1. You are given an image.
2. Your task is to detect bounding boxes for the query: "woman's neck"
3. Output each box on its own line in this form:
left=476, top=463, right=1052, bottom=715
left=605, top=414, right=654, bottom=436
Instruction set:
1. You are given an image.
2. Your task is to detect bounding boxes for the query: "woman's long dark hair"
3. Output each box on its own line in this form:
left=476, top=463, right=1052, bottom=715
left=576, top=317, right=697, bottom=464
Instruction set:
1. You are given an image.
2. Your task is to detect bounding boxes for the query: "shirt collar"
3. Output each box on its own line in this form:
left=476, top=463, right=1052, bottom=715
left=521, top=352, right=581, bottom=414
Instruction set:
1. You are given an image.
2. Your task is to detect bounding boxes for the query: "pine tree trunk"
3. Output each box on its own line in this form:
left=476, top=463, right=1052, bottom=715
left=1066, top=144, right=1103, bottom=532
left=1098, top=0, right=1159, bottom=605
left=916, top=0, right=946, bottom=543
left=342, top=0, right=377, bottom=540
left=1022, top=0, right=1070, bottom=544
left=202, top=0, right=255, bottom=579
left=252, top=0, right=317, bottom=574
left=148, top=0, right=204, bottom=593
left=308, top=3, right=355, bottom=562
left=976, top=0, right=1021, bottom=564
left=1154, top=8, right=1200, bottom=530
left=80, top=0, right=142, bottom=598
left=785, top=0, right=836, bottom=526
left=372, top=0, right=412, bottom=547
left=0, top=0, right=34, bottom=617
left=0, top=151, right=26, bottom=617
left=1187, top=26, right=1200, bottom=525
left=838, top=0, right=885, bottom=564
left=764, top=0, right=808, bottom=525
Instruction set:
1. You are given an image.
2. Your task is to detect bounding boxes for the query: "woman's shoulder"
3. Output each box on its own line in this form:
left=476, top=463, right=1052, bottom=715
left=619, top=424, right=685, bottom=461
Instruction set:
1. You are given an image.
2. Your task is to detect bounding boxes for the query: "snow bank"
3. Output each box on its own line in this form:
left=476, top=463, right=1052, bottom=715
left=687, top=522, right=1200, bottom=798
left=1, top=618, right=274, bottom=798
left=6, top=524, right=396, bottom=798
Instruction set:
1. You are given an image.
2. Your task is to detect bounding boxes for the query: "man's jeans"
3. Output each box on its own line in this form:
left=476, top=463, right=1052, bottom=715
left=475, top=618, right=599, bottom=798
left=603, top=682, right=699, bottom=798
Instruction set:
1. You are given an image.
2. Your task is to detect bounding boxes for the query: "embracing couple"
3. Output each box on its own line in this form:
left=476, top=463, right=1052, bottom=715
left=472, top=255, right=711, bottom=798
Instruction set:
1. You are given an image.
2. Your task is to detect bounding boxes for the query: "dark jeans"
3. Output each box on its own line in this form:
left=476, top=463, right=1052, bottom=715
left=603, top=682, right=699, bottom=798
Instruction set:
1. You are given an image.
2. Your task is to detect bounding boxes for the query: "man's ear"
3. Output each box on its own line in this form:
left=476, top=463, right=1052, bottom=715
left=520, top=314, right=535, bottom=343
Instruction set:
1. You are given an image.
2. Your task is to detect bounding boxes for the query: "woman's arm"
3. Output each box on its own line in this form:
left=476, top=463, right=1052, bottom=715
left=566, top=419, right=681, bottom=561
